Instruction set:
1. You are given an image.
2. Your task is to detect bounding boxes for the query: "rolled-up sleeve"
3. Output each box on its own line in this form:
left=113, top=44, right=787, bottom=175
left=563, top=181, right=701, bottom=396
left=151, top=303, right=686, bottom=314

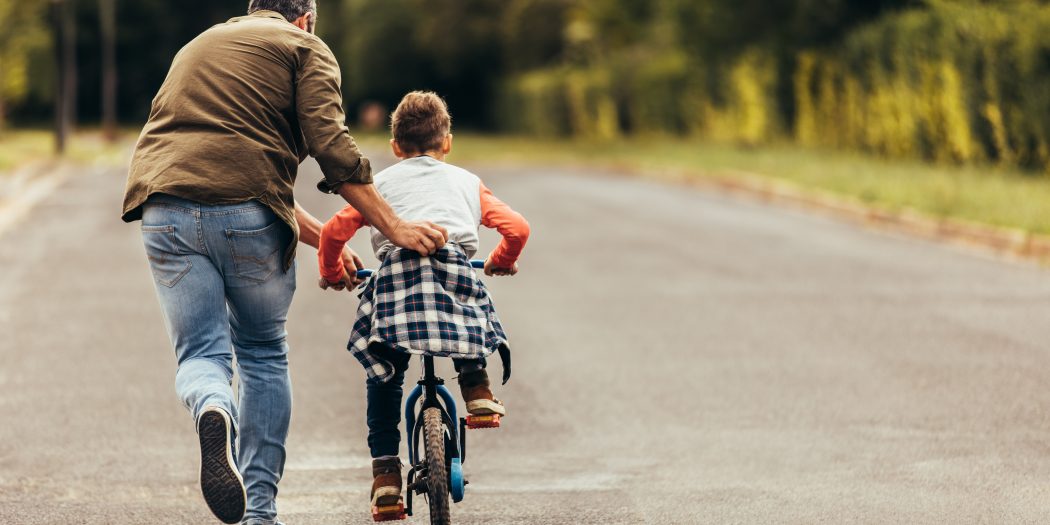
left=295, top=37, right=372, bottom=193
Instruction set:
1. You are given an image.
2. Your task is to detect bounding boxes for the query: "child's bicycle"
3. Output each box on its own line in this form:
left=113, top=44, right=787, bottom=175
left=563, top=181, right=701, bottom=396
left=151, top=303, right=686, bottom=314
left=355, top=260, right=500, bottom=525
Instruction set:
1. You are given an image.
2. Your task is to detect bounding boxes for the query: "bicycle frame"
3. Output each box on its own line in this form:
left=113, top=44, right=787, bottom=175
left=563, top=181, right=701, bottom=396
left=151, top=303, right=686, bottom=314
left=404, top=355, right=468, bottom=516
left=405, top=355, right=463, bottom=465
left=357, top=259, right=487, bottom=519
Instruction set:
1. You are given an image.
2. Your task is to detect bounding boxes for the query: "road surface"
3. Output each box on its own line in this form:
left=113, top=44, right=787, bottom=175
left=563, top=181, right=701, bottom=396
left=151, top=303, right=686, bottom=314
left=2, top=155, right=1050, bottom=524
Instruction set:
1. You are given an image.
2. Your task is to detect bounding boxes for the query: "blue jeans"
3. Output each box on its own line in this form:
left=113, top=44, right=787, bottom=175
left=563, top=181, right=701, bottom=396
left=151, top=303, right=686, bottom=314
left=365, top=345, right=484, bottom=458
left=141, top=194, right=295, bottom=524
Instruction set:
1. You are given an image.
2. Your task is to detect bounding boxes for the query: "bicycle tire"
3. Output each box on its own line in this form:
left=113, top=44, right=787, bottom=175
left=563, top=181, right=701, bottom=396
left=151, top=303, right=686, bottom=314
left=423, top=407, right=451, bottom=525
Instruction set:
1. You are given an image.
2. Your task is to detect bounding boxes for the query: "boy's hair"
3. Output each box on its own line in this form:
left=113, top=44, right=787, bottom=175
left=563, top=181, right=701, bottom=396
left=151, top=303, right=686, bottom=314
left=391, top=91, right=452, bottom=154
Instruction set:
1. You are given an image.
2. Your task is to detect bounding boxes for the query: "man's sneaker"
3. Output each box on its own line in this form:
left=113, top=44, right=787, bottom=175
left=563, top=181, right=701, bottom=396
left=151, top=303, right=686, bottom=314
left=458, top=369, right=506, bottom=416
left=371, top=456, right=405, bottom=521
left=196, top=407, right=246, bottom=524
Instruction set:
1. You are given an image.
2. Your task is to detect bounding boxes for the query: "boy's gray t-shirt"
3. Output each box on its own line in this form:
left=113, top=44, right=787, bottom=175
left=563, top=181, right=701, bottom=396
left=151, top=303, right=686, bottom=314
left=371, top=156, right=484, bottom=260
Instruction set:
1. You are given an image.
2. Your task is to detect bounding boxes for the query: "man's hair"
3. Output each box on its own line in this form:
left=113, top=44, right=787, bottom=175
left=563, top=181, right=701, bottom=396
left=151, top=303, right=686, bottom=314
left=391, top=91, right=452, bottom=154
left=248, top=0, right=317, bottom=22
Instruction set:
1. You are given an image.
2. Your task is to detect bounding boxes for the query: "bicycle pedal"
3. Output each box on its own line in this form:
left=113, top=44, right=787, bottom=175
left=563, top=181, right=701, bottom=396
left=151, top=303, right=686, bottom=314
left=371, top=502, right=407, bottom=522
left=465, top=413, right=501, bottom=429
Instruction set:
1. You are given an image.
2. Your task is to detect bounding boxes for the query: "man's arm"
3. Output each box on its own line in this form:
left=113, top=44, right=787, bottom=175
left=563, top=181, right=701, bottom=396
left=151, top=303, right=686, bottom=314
left=294, top=39, right=447, bottom=255
left=295, top=200, right=365, bottom=288
left=295, top=38, right=373, bottom=192
left=294, top=200, right=323, bottom=249
left=335, top=182, right=448, bottom=256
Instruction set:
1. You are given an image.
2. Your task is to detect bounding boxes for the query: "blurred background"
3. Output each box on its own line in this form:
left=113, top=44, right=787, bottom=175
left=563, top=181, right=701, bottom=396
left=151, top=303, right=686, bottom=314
left=6, top=2, right=1050, bottom=523
left=1, top=0, right=1045, bottom=139
left=4, top=0, right=1047, bottom=144
left=4, top=0, right=1050, bottom=236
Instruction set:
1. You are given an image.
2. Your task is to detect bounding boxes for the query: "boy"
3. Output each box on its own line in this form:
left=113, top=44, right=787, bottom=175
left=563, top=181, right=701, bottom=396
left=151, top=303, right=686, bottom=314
left=317, top=91, right=530, bottom=514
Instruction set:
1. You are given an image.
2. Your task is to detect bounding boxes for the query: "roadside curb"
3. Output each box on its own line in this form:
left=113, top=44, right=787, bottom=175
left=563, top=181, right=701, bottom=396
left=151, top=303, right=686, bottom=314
left=672, top=168, right=1050, bottom=265
left=0, top=161, right=76, bottom=237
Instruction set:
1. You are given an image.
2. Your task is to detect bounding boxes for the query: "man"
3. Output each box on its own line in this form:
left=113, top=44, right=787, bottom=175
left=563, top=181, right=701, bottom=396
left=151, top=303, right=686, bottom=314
left=120, top=1, right=448, bottom=523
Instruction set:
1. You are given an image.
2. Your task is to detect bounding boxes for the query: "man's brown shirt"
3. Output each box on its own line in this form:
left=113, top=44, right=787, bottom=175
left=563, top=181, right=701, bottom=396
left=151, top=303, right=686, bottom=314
left=122, top=10, right=371, bottom=269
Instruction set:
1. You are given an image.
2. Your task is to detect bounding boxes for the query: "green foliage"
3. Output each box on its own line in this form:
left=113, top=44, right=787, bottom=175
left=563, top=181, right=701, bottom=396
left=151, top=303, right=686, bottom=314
left=501, top=0, right=901, bottom=146
left=7, top=0, right=1050, bottom=174
left=337, top=0, right=431, bottom=105
left=499, top=0, right=1050, bottom=172
left=620, top=49, right=693, bottom=134
left=498, top=68, right=572, bottom=136
left=501, top=0, right=570, bottom=73
left=0, top=0, right=50, bottom=128
left=793, top=2, right=1050, bottom=169
left=498, top=66, right=619, bottom=139
left=334, top=0, right=521, bottom=127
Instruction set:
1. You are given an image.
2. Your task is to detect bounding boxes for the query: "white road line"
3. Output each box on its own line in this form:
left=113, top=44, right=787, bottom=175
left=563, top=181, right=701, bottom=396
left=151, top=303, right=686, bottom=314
left=0, top=163, right=76, bottom=238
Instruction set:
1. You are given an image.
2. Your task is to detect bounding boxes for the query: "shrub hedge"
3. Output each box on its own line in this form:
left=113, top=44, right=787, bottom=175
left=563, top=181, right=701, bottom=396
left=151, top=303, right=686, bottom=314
left=499, top=2, right=1050, bottom=171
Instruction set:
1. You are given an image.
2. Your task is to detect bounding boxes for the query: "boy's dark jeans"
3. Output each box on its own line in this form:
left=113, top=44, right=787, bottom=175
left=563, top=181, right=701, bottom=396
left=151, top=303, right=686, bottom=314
left=365, top=345, right=485, bottom=458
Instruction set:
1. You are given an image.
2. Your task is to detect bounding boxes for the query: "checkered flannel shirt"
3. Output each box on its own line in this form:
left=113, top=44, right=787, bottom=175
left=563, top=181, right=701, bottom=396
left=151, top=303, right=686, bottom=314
left=348, top=244, right=509, bottom=383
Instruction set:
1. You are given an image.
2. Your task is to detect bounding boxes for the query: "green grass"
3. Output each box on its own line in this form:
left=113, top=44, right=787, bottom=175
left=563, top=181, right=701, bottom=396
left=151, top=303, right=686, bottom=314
left=0, top=128, right=134, bottom=174
left=371, top=133, right=1050, bottom=236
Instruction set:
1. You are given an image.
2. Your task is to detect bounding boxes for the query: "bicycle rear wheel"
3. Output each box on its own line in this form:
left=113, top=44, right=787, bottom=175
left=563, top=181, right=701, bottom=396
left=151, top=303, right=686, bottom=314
left=423, top=407, right=451, bottom=525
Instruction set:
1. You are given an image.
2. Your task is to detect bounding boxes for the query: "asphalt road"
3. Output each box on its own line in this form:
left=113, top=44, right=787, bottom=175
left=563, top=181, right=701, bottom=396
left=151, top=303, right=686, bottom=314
left=2, top=155, right=1050, bottom=524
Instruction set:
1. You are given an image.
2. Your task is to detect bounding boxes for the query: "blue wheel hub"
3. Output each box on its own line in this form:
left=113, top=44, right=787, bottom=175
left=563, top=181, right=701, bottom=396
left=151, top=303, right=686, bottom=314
left=450, top=457, right=465, bottom=502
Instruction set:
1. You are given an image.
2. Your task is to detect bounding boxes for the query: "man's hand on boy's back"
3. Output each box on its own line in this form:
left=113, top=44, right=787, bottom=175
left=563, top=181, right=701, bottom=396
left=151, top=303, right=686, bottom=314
left=389, top=219, right=450, bottom=256
left=484, top=258, right=519, bottom=277
left=336, top=182, right=448, bottom=256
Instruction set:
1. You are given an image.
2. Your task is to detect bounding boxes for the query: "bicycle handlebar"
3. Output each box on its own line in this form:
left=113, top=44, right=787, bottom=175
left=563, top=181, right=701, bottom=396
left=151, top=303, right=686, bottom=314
left=355, top=259, right=485, bottom=279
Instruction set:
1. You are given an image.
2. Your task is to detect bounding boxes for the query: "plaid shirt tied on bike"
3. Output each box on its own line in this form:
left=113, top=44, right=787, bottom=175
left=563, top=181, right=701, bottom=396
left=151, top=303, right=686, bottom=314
left=348, top=245, right=510, bottom=383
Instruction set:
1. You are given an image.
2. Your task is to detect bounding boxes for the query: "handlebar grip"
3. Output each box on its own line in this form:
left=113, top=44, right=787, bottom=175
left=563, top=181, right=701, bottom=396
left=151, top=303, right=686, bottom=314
left=470, top=259, right=485, bottom=269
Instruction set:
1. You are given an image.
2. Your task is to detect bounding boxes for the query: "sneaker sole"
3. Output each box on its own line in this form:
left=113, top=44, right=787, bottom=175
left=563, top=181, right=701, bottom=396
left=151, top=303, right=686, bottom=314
left=371, top=487, right=402, bottom=508
left=466, top=399, right=506, bottom=416
left=198, top=409, right=246, bottom=524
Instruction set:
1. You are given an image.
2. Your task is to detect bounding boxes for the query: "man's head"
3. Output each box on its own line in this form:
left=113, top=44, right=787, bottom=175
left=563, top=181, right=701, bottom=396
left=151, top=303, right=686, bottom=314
left=390, top=91, right=453, bottom=160
left=248, top=0, right=317, bottom=33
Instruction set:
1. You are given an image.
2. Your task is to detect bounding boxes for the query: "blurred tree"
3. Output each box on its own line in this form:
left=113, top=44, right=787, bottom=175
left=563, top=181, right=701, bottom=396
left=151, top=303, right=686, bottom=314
left=410, top=0, right=506, bottom=126
left=338, top=0, right=508, bottom=127
left=0, top=0, right=49, bottom=131
left=99, top=0, right=116, bottom=141
left=51, top=0, right=78, bottom=153
left=581, top=0, right=656, bottom=52
left=662, top=0, right=912, bottom=61
left=61, top=0, right=76, bottom=138
left=8, top=0, right=1050, bottom=171
left=501, top=0, right=570, bottom=73
left=340, top=0, right=431, bottom=113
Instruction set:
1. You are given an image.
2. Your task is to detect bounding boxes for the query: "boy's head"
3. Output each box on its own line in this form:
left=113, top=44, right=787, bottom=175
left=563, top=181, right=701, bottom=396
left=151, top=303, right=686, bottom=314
left=390, top=91, right=453, bottom=159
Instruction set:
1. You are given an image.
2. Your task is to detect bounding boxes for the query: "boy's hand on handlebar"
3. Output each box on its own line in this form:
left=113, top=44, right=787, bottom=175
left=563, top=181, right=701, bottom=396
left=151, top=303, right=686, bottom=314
left=340, top=246, right=366, bottom=288
left=389, top=219, right=448, bottom=256
left=318, top=277, right=346, bottom=291
left=319, top=247, right=365, bottom=292
left=317, top=272, right=354, bottom=292
left=484, top=258, right=518, bottom=277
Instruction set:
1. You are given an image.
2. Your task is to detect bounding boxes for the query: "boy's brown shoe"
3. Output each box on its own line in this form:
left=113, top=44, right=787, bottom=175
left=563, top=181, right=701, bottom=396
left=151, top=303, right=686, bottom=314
left=370, top=456, right=404, bottom=509
left=458, top=369, right=506, bottom=416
